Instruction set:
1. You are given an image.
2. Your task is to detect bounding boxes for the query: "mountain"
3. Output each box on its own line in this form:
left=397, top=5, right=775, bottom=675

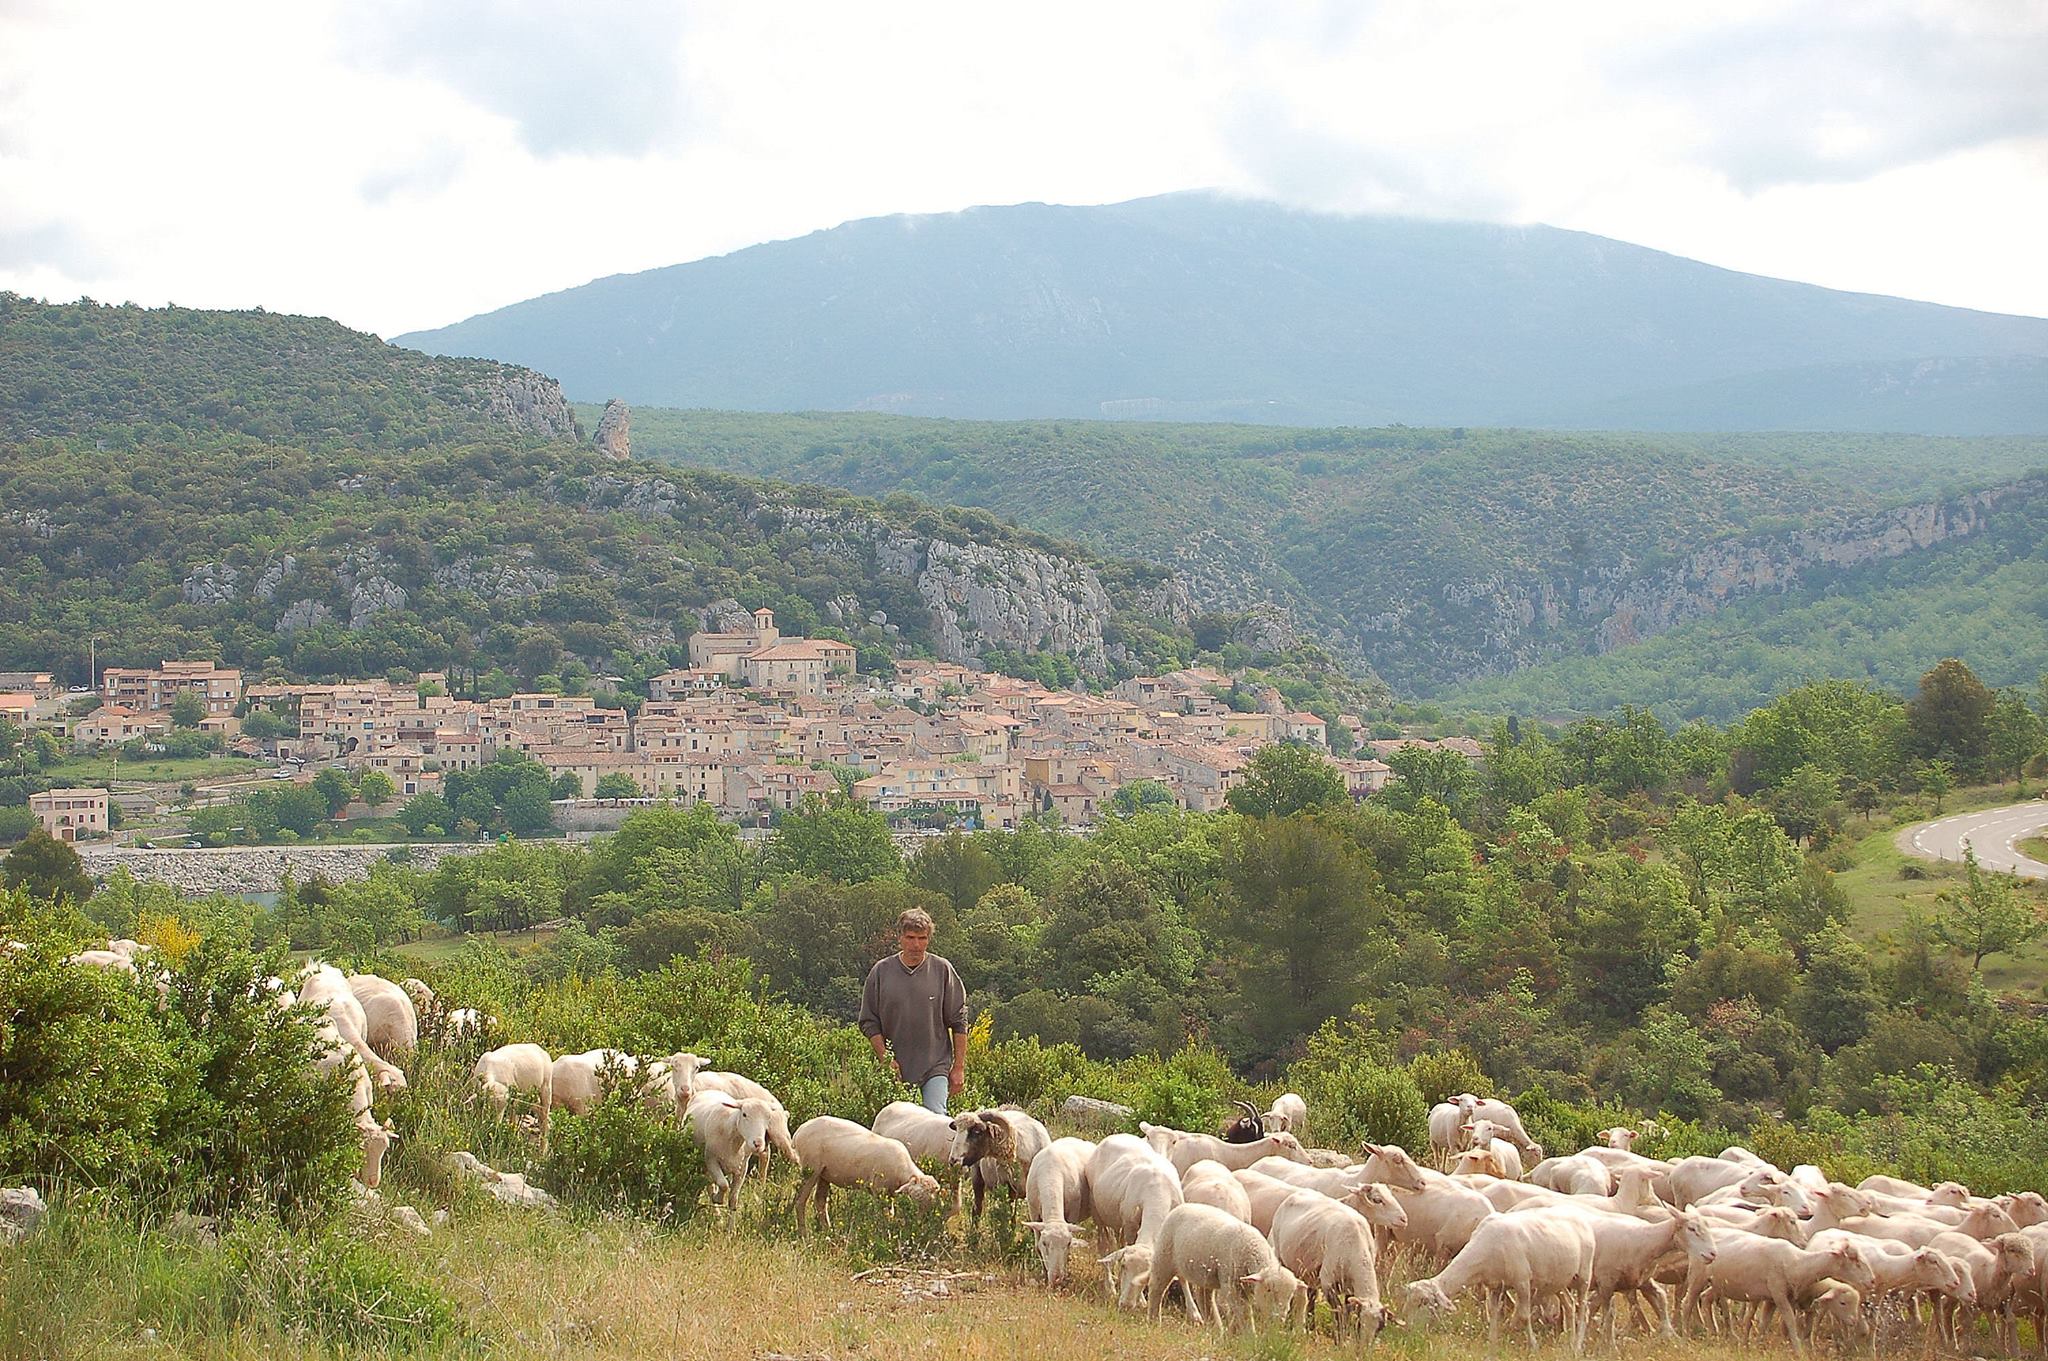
left=0, top=298, right=1221, bottom=693
left=612, top=405, right=2048, bottom=700
left=395, top=193, right=2048, bottom=435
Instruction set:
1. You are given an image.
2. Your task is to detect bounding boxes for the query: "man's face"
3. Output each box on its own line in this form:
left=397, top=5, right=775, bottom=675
left=899, top=929, right=931, bottom=966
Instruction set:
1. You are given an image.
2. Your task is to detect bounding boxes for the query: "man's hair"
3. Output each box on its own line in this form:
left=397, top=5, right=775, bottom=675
left=897, top=908, right=935, bottom=936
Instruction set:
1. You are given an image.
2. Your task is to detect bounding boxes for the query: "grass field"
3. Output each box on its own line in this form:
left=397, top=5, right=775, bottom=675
left=1844, top=782, right=2048, bottom=994
left=33, top=753, right=270, bottom=788
left=391, top=928, right=559, bottom=964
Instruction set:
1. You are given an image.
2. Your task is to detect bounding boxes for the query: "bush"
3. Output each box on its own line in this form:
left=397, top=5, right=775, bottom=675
left=970, top=1036, right=1115, bottom=1116
left=1127, top=1044, right=1232, bottom=1133
left=220, top=1219, right=459, bottom=1350
left=1289, top=1019, right=1426, bottom=1150
left=1406, top=1047, right=1490, bottom=1108
left=539, top=1093, right=707, bottom=1222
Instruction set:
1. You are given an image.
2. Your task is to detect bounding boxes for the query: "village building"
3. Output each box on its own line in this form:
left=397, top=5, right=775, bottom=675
left=99, top=660, right=243, bottom=716
left=28, top=788, right=109, bottom=842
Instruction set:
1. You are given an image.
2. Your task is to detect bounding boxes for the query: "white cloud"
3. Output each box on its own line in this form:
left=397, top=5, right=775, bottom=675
left=0, top=0, right=2042, bottom=336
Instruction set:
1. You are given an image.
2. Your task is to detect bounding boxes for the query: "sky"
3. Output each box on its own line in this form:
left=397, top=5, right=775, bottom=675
left=2, top=0, right=2045, bottom=338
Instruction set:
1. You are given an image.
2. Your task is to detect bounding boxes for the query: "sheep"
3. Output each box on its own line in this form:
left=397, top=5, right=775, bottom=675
left=1405, top=1205, right=1599, bottom=1351
left=1388, top=1176, right=1497, bottom=1267
left=550, top=1048, right=641, bottom=1116
left=1693, top=1168, right=1813, bottom=1216
left=1234, top=1166, right=1321, bottom=1236
left=444, top=1007, right=491, bottom=1041
left=1429, top=1101, right=1468, bottom=1166
left=687, top=1090, right=774, bottom=1215
left=1303, top=1147, right=1355, bottom=1169
left=1529, top=1153, right=1613, bottom=1196
left=1462, top=1119, right=1526, bottom=1179
left=399, top=977, right=435, bottom=1011
left=1455, top=1094, right=1543, bottom=1158
left=1598, top=1126, right=1638, bottom=1150
left=1718, top=1145, right=1771, bottom=1167
left=1023, top=1137, right=1097, bottom=1285
left=1219, top=1100, right=1265, bottom=1143
left=1577, top=1145, right=1675, bottom=1198
left=1453, top=1143, right=1525, bottom=1181
left=1089, top=1134, right=1185, bottom=1309
left=1665, top=1155, right=1782, bottom=1209
left=1146, top=1202, right=1304, bottom=1335
left=1269, top=1187, right=1395, bottom=1342
left=1928, top=1230, right=2035, bottom=1353
left=66, top=948, right=139, bottom=972
left=1789, top=1163, right=1830, bottom=1194
left=1834, top=1201, right=2019, bottom=1248
left=1359, top=1143, right=1433, bottom=1192
left=312, top=1019, right=395, bottom=1188
left=688, top=1067, right=797, bottom=1168
left=1263, top=1092, right=1308, bottom=1135
left=1858, top=1173, right=1938, bottom=1199
left=951, top=1106, right=1051, bottom=1218
left=296, top=963, right=406, bottom=1091
left=1181, top=1158, right=1254, bottom=1223
left=1246, top=1152, right=1424, bottom=1199
left=1693, top=1204, right=1809, bottom=1244
left=1154, top=1126, right=1312, bottom=1176
left=1547, top=1203, right=1719, bottom=1343
left=472, top=1042, right=554, bottom=1144
left=2000, top=1191, right=2048, bottom=1227
left=1678, top=1232, right=1876, bottom=1352
left=790, top=1116, right=939, bottom=1232
left=1807, top=1229, right=1976, bottom=1319
left=1805, top=1278, right=1867, bottom=1351
left=1507, top=1166, right=1666, bottom=1222
left=345, top=973, right=419, bottom=1057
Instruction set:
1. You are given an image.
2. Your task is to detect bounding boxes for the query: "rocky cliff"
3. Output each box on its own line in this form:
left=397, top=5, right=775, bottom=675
left=1362, top=478, right=2043, bottom=683
left=591, top=398, right=631, bottom=459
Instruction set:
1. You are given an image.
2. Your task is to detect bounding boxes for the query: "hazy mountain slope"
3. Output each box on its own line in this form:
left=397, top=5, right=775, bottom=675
left=0, top=299, right=1205, bottom=689
left=615, top=405, right=2048, bottom=694
left=396, top=193, right=2048, bottom=433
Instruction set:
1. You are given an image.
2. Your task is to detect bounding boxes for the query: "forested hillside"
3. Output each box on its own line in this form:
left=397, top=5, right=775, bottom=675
left=0, top=298, right=1210, bottom=689
left=395, top=193, right=2048, bottom=434
left=614, top=405, right=2048, bottom=698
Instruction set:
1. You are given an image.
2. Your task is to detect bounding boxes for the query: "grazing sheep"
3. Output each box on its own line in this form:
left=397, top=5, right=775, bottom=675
left=549, top=1048, right=641, bottom=1116
left=790, top=1117, right=939, bottom=1232
left=1805, top=1278, right=1867, bottom=1351
left=399, top=977, right=435, bottom=1011
left=1146, top=1202, right=1304, bottom=1334
left=444, top=1007, right=492, bottom=1042
left=1548, top=1204, right=1718, bottom=1343
left=1262, top=1092, right=1308, bottom=1135
left=1156, top=1128, right=1312, bottom=1176
left=1089, top=1135, right=1186, bottom=1309
left=1181, top=1158, right=1254, bottom=1223
left=66, top=949, right=138, bottom=973
left=346, top=973, right=419, bottom=1056
left=472, top=1043, right=554, bottom=1144
left=1679, top=1232, right=1876, bottom=1351
left=1023, top=1137, right=1097, bottom=1285
left=687, top=1090, right=774, bottom=1214
left=1405, top=1205, right=1599, bottom=1351
left=1269, top=1187, right=1396, bottom=1341
left=312, top=1019, right=395, bottom=1188
left=297, top=963, right=406, bottom=1091
left=952, top=1106, right=1051, bottom=1218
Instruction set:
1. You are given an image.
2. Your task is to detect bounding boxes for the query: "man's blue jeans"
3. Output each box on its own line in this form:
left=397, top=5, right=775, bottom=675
left=919, top=1073, right=950, bottom=1115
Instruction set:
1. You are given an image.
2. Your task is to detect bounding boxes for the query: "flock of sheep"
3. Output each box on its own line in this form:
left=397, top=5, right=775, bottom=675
left=57, top=942, right=2048, bottom=1352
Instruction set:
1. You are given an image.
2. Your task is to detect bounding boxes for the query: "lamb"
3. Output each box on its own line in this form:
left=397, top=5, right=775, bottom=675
left=1597, top=1126, right=1638, bottom=1150
left=1404, top=1205, right=1599, bottom=1351
left=1089, top=1134, right=1186, bottom=1309
left=790, top=1116, right=940, bottom=1232
left=1181, top=1158, right=1254, bottom=1223
left=1022, top=1137, right=1097, bottom=1285
left=1146, top=1202, right=1304, bottom=1334
left=687, top=1067, right=796, bottom=1167
left=549, top=1048, right=641, bottom=1116
left=1806, top=1279, right=1867, bottom=1351
left=1144, top=1123, right=1312, bottom=1175
left=1927, top=1230, right=2035, bottom=1353
left=1678, top=1232, right=1876, bottom=1352
left=1462, top=1119, right=1526, bottom=1179
left=687, top=1089, right=774, bottom=1214
left=1453, top=1142, right=1525, bottom=1181
left=296, top=963, right=406, bottom=1091
left=950, top=1106, right=1051, bottom=1218
left=472, top=1043, right=554, bottom=1144
left=1455, top=1094, right=1543, bottom=1157
left=1529, top=1153, right=1613, bottom=1196
left=1806, top=1229, right=1975, bottom=1318
left=1262, top=1092, right=1308, bottom=1135
left=1269, top=1187, right=1395, bottom=1342
left=345, top=973, right=419, bottom=1057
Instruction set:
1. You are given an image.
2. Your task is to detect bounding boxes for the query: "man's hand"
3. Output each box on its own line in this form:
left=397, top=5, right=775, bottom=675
left=948, top=1064, right=965, bottom=1097
left=891, top=1056, right=904, bottom=1081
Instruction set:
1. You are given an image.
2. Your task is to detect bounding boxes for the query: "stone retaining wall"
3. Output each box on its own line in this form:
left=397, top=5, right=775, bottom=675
left=79, top=843, right=475, bottom=896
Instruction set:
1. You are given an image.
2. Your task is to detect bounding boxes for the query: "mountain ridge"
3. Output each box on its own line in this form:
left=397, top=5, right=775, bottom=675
left=395, top=192, right=2048, bottom=434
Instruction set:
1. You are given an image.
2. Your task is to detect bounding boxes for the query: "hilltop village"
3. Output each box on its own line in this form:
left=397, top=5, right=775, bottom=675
left=4, top=609, right=1474, bottom=842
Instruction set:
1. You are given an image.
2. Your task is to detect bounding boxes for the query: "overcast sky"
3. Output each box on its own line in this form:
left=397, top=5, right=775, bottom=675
left=3, top=0, right=2044, bottom=337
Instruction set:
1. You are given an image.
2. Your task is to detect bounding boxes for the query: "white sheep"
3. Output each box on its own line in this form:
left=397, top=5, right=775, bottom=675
left=1928, top=1230, right=2034, bottom=1353
left=1146, top=1202, right=1304, bottom=1334
left=1665, top=1154, right=1778, bottom=1208
left=1528, top=1153, right=1612, bottom=1196
left=1262, top=1092, right=1308, bottom=1135
left=1429, top=1101, right=1468, bottom=1165
left=1023, top=1136, right=1097, bottom=1285
left=1269, top=1187, right=1395, bottom=1342
left=1678, top=1231, right=1876, bottom=1351
left=1181, top=1158, right=1254, bottom=1223
left=345, top=973, right=419, bottom=1056
left=296, top=962, right=406, bottom=1091
left=1452, top=1141, right=1524, bottom=1181
left=1404, top=1205, right=1598, bottom=1351
left=312, top=1019, right=395, bottom=1188
left=66, top=948, right=139, bottom=973
left=1088, top=1134, right=1186, bottom=1309
left=549, top=1048, right=640, bottom=1115
left=1389, top=1177, right=1498, bottom=1267
left=472, top=1042, right=554, bottom=1144
left=399, top=977, right=435, bottom=1011
left=1834, top=1201, right=2018, bottom=1248
left=687, top=1089, right=774, bottom=1215
left=1545, top=1202, right=1718, bottom=1343
left=1806, top=1229, right=1976, bottom=1319
left=1246, top=1151, right=1424, bottom=1198
left=688, top=1067, right=796, bottom=1168
left=444, top=1007, right=492, bottom=1041
left=1597, top=1126, right=1638, bottom=1150
left=1143, top=1123, right=1312, bottom=1175
left=790, top=1116, right=940, bottom=1233
left=1455, top=1094, right=1543, bottom=1157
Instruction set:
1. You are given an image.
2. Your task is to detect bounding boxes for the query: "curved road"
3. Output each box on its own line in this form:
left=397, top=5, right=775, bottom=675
left=1897, top=801, right=2048, bottom=880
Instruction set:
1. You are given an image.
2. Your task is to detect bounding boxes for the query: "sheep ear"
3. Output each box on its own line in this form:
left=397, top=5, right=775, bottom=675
left=1240, top=1274, right=1264, bottom=1287
left=1098, top=1250, right=1124, bottom=1265
left=1362, top=1142, right=1383, bottom=1156
left=1022, top=1220, right=1047, bottom=1231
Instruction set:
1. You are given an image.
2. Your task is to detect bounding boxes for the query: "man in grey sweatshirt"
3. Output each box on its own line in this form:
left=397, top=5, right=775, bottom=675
left=858, top=907, right=968, bottom=1114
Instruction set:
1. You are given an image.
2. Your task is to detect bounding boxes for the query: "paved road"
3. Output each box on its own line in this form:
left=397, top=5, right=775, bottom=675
left=1897, top=801, right=2048, bottom=880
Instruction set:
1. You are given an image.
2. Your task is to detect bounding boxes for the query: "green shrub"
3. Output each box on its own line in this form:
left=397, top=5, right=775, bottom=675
left=970, top=1036, right=1114, bottom=1116
left=540, top=1091, right=707, bottom=1222
left=1406, top=1047, right=1490, bottom=1108
left=1128, top=1044, right=1232, bottom=1133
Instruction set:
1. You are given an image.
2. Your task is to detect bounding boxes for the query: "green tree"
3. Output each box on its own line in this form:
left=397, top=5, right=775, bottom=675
left=0, top=716, right=19, bottom=766
left=1934, top=845, right=2048, bottom=972
left=1988, top=689, right=2046, bottom=790
left=593, top=772, right=645, bottom=800
left=501, top=772, right=556, bottom=833
left=240, top=708, right=290, bottom=741
left=1919, top=759, right=1954, bottom=813
left=1226, top=742, right=1346, bottom=818
left=1907, top=658, right=1993, bottom=772
left=311, top=767, right=356, bottom=817
left=397, top=792, right=453, bottom=837
left=763, top=795, right=900, bottom=884
left=1767, top=764, right=1840, bottom=845
left=1793, top=922, right=1879, bottom=1053
left=907, top=830, right=1003, bottom=916
left=1376, top=745, right=1478, bottom=816
left=1106, top=779, right=1178, bottom=817
left=551, top=772, right=585, bottom=799
left=1209, top=815, right=1386, bottom=1059
left=2, top=828, right=94, bottom=903
left=356, top=769, right=396, bottom=810
left=169, top=689, right=206, bottom=729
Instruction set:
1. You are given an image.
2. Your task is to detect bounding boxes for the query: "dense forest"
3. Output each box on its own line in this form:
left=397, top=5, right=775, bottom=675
left=613, top=405, right=2048, bottom=702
